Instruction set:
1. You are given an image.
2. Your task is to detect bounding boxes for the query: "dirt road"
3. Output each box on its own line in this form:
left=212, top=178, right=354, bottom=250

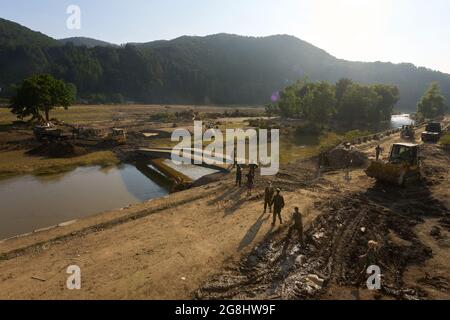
left=0, top=118, right=449, bottom=299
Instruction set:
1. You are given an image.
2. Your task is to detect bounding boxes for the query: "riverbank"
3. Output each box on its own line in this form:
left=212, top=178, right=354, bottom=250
left=0, top=149, right=120, bottom=180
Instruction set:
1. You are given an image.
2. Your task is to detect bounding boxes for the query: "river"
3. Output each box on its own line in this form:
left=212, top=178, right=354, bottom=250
left=390, top=114, right=415, bottom=128
left=0, top=162, right=216, bottom=240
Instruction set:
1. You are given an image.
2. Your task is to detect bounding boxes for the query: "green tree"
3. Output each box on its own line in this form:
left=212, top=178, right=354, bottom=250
left=110, top=93, right=124, bottom=104
left=9, top=74, right=76, bottom=121
left=278, top=86, right=300, bottom=118
left=337, top=84, right=381, bottom=125
left=265, top=103, right=279, bottom=117
left=372, top=84, right=399, bottom=121
left=335, top=78, right=353, bottom=105
left=306, top=81, right=336, bottom=124
left=417, top=82, right=447, bottom=118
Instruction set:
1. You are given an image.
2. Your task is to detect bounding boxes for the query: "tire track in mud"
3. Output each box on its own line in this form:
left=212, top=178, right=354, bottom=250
left=198, top=167, right=449, bottom=300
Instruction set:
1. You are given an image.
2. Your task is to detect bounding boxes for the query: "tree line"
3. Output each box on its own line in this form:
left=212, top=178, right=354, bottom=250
left=268, top=79, right=447, bottom=126
left=6, top=74, right=448, bottom=124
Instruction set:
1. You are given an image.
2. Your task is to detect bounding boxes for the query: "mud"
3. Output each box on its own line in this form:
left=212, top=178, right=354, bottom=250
left=198, top=144, right=450, bottom=300
left=326, top=145, right=368, bottom=169
left=26, top=142, right=88, bottom=158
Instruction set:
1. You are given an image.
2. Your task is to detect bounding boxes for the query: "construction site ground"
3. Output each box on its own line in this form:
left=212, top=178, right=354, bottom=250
left=0, top=116, right=449, bottom=300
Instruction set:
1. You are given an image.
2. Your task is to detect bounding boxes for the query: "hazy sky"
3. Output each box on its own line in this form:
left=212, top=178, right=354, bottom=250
left=1, top=0, right=450, bottom=73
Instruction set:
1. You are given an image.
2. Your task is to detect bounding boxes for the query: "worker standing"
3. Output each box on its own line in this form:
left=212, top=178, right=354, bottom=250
left=292, top=207, right=303, bottom=245
left=263, top=181, right=275, bottom=213
left=232, top=145, right=238, bottom=169
left=345, top=158, right=353, bottom=182
left=249, top=163, right=258, bottom=175
left=271, top=188, right=285, bottom=226
left=235, top=164, right=242, bottom=187
left=246, top=170, right=254, bottom=196
left=375, top=145, right=382, bottom=161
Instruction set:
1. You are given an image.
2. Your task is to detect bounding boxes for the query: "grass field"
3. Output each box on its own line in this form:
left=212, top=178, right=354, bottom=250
left=0, top=150, right=119, bottom=180
left=0, top=104, right=265, bottom=125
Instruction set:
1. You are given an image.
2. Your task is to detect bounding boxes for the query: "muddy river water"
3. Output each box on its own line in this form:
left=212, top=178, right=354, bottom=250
left=0, top=163, right=217, bottom=240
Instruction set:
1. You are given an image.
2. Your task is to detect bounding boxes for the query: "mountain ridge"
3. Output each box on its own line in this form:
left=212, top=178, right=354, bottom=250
left=59, top=37, right=119, bottom=48
left=0, top=17, right=449, bottom=111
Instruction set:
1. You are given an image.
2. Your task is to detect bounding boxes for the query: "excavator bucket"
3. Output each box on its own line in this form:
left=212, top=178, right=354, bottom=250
left=365, top=161, right=406, bottom=186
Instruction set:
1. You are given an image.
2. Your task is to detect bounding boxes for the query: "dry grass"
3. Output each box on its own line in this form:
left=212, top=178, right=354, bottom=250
left=0, top=104, right=264, bottom=125
left=439, top=132, right=450, bottom=146
left=0, top=108, right=13, bottom=125
left=0, top=150, right=119, bottom=180
left=279, top=143, right=318, bottom=164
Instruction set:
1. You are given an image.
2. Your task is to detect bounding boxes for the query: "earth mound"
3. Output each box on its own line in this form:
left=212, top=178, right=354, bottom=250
left=326, top=145, right=368, bottom=169
left=27, top=142, right=87, bottom=158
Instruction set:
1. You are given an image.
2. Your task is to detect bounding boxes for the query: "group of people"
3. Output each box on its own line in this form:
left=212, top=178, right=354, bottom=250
left=235, top=163, right=257, bottom=196
left=235, top=165, right=304, bottom=243
left=233, top=163, right=379, bottom=288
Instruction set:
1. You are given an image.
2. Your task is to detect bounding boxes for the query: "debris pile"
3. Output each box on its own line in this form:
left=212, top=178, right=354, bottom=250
left=326, top=145, right=368, bottom=169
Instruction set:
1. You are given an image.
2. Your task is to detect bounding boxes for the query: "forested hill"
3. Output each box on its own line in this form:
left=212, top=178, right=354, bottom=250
left=59, top=37, right=119, bottom=48
left=1, top=17, right=450, bottom=111
left=0, top=18, right=58, bottom=47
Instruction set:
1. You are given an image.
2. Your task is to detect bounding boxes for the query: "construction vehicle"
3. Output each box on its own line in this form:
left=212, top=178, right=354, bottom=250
left=365, top=143, right=422, bottom=186
left=104, top=128, right=127, bottom=145
left=421, top=122, right=442, bottom=143
left=33, top=124, right=73, bottom=142
left=400, top=125, right=415, bottom=140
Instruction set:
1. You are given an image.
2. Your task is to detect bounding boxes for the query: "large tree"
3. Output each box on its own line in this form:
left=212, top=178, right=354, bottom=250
left=9, top=74, right=76, bottom=121
left=417, top=82, right=447, bottom=119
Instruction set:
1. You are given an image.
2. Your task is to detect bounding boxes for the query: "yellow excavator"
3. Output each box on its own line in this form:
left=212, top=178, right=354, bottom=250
left=365, top=143, right=422, bottom=186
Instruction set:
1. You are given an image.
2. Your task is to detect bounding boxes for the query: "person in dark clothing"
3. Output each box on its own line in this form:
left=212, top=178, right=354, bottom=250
left=235, top=165, right=242, bottom=187
left=271, top=188, right=285, bottom=226
left=375, top=145, right=382, bottom=161
left=292, top=207, right=303, bottom=244
left=249, top=163, right=258, bottom=175
left=246, top=170, right=254, bottom=196
left=264, top=181, right=275, bottom=213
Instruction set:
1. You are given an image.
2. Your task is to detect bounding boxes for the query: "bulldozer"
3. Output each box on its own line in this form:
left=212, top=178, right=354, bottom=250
left=103, top=128, right=127, bottom=145
left=365, top=143, right=422, bottom=186
left=400, top=125, right=415, bottom=140
left=33, top=124, right=73, bottom=142
left=421, top=122, right=442, bottom=143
